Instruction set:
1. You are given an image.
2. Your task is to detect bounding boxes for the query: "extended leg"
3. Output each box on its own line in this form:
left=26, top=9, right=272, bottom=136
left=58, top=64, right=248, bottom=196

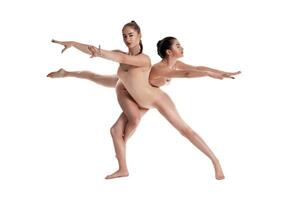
left=47, top=68, right=118, bottom=87
left=154, top=92, right=225, bottom=180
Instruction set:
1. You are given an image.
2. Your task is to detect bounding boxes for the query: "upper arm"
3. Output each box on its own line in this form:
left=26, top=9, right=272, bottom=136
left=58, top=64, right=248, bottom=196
left=175, top=60, right=196, bottom=70
left=121, top=54, right=151, bottom=68
left=154, top=68, right=190, bottom=78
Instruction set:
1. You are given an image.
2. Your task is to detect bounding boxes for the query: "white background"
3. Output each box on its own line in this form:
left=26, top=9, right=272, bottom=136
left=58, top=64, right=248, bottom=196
left=1, top=0, right=288, bottom=199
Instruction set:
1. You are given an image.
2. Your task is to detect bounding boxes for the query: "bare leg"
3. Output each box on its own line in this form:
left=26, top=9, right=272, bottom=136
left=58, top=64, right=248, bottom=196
left=116, top=82, right=148, bottom=143
left=106, top=82, right=147, bottom=179
left=154, top=92, right=225, bottom=180
left=47, top=68, right=118, bottom=87
left=107, top=113, right=129, bottom=179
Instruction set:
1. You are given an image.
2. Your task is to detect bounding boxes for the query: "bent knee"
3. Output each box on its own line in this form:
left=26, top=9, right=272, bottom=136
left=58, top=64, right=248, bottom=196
left=110, top=126, right=122, bottom=138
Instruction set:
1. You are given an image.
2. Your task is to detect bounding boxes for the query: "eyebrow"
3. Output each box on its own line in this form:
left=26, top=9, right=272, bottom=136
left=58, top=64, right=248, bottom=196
left=123, top=32, right=134, bottom=36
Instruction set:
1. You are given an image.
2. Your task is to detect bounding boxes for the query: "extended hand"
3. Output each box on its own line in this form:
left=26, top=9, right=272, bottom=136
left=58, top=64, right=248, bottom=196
left=221, top=71, right=241, bottom=79
left=51, top=39, right=73, bottom=53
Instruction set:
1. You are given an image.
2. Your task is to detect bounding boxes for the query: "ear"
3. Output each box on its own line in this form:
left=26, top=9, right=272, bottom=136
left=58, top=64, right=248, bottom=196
left=166, top=49, right=172, bottom=56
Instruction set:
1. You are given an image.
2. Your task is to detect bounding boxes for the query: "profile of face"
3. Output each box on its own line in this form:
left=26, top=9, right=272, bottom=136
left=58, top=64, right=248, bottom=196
left=122, top=26, right=141, bottom=49
left=167, top=39, right=184, bottom=58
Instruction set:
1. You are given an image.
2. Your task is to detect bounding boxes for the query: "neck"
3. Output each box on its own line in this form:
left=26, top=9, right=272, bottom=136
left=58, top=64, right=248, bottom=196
left=129, top=45, right=141, bottom=56
left=162, top=56, right=178, bottom=68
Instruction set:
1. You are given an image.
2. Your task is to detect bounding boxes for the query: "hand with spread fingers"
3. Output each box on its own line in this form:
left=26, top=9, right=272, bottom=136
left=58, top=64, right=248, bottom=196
left=51, top=39, right=74, bottom=53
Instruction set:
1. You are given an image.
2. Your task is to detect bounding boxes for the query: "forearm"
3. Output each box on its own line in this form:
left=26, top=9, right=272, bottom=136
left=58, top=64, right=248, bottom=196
left=186, top=70, right=208, bottom=78
left=71, top=41, right=93, bottom=55
left=98, top=49, right=124, bottom=63
left=195, top=66, right=226, bottom=74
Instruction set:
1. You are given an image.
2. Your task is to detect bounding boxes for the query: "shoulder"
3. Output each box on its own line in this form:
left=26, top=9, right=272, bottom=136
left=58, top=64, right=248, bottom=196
left=175, top=60, right=195, bottom=69
left=151, top=61, right=164, bottom=70
left=139, top=53, right=151, bottom=60
left=138, top=53, right=152, bottom=66
left=151, top=62, right=170, bottom=76
left=175, top=60, right=186, bottom=69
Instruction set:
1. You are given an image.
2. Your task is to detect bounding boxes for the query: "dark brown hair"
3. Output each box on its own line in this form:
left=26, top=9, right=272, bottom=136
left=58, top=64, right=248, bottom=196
left=157, top=36, right=176, bottom=58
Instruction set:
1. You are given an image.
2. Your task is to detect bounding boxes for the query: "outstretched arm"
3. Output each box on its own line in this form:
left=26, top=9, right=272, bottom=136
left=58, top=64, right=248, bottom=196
left=88, top=46, right=151, bottom=68
left=152, top=68, right=224, bottom=80
left=175, top=60, right=241, bottom=79
left=52, top=39, right=151, bottom=68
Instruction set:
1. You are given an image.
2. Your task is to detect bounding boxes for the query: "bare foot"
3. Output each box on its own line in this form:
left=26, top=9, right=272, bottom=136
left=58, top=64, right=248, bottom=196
left=213, top=159, right=225, bottom=180
left=47, top=68, right=67, bottom=78
left=105, top=170, right=129, bottom=180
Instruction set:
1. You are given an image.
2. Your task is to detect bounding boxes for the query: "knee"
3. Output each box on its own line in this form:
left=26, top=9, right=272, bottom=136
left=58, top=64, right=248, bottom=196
left=110, top=126, right=122, bottom=138
left=179, top=125, right=194, bottom=138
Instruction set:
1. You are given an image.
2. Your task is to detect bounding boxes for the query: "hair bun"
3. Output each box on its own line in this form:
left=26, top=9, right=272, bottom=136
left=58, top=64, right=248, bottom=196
left=131, top=20, right=136, bottom=23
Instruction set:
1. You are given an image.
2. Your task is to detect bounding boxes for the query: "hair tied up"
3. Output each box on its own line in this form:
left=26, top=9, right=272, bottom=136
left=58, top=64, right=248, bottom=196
left=156, top=36, right=176, bottom=58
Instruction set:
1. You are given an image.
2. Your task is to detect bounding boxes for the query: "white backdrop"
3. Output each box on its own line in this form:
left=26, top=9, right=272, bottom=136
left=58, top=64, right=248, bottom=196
left=1, top=0, right=288, bottom=199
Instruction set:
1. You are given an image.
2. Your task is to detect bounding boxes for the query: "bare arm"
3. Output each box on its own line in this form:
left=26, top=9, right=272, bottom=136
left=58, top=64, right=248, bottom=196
left=71, top=41, right=93, bottom=55
left=88, top=46, right=151, bottom=68
left=176, top=60, right=241, bottom=78
left=52, top=39, right=123, bottom=55
left=52, top=39, right=148, bottom=67
left=153, top=68, right=224, bottom=79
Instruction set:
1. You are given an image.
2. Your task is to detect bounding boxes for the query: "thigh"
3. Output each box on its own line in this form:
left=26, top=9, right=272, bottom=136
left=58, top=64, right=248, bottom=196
left=116, top=82, right=147, bottom=121
left=155, top=92, right=189, bottom=131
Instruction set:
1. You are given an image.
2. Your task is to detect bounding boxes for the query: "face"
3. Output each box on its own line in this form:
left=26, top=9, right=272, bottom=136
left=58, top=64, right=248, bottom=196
left=122, top=26, right=141, bottom=48
left=168, top=39, right=184, bottom=58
